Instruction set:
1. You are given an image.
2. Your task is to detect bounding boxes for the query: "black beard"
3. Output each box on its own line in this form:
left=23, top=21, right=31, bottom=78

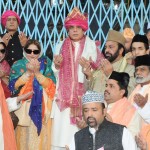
left=87, top=117, right=97, bottom=128
left=104, top=48, right=120, bottom=62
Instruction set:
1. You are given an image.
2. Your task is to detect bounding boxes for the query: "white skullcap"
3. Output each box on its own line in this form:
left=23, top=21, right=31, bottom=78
left=82, top=91, right=104, bottom=105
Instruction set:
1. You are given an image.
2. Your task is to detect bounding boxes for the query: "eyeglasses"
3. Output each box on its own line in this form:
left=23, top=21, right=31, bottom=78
left=0, top=49, right=6, bottom=54
left=25, top=48, right=40, bottom=55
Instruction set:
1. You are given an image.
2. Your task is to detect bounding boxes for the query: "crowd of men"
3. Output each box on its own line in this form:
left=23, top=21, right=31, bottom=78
left=0, top=7, right=150, bottom=150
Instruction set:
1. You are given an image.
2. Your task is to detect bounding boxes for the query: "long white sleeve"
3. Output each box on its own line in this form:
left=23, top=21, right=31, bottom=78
left=51, top=41, right=63, bottom=77
left=69, top=128, right=138, bottom=150
left=137, top=102, right=150, bottom=123
left=6, top=97, right=21, bottom=112
left=122, top=127, right=138, bottom=150
left=68, top=136, right=75, bottom=150
left=127, top=111, right=142, bottom=137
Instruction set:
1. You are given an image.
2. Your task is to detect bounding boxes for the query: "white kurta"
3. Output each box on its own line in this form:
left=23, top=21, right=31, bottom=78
left=0, top=97, right=20, bottom=150
left=51, top=36, right=98, bottom=149
left=68, top=127, right=138, bottom=150
left=133, top=84, right=150, bottom=123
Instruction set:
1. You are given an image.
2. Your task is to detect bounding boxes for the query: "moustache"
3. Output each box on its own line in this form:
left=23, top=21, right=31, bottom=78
left=105, top=52, right=112, bottom=57
left=87, top=117, right=96, bottom=125
left=104, top=90, right=110, bottom=95
left=135, top=75, right=143, bottom=79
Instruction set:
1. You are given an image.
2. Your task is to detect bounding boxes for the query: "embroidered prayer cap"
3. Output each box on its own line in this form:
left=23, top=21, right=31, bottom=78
left=131, top=34, right=148, bottom=46
left=135, top=55, right=150, bottom=68
left=1, top=10, right=21, bottom=27
left=82, top=91, right=104, bottom=105
left=109, top=71, right=130, bottom=89
left=123, top=28, right=135, bottom=39
left=107, top=30, right=126, bottom=47
left=64, top=7, right=88, bottom=31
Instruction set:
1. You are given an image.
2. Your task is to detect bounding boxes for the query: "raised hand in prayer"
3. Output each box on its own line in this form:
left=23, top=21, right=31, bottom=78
left=31, top=59, right=40, bottom=74
left=26, top=61, right=35, bottom=75
left=54, top=54, right=63, bottom=69
left=0, top=70, right=4, bottom=78
left=17, top=91, right=33, bottom=103
left=135, top=134, right=147, bottom=150
left=76, top=117, right=87, bottom=129
left=1, top=33, right=12, bottom=46
left=100, top=59, right=113, bottom=77
left=133, top=93, right=148, bottom=108
left=79, top=57, right=92, bottom=80
left=18, top=32, right=29, bottom=47
left=65, top=145, right=70, bottom=150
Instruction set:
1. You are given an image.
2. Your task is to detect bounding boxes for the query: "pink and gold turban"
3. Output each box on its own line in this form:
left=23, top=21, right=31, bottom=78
left=1, top=10, right=21, bottom=27
left=64, top=7, right=88, bottom=31
left=123, top=28, right=135, bottom=39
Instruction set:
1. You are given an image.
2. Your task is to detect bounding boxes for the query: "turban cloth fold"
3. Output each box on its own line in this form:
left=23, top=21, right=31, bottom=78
left=123, top=28, right=135, bottom=39
left=64, top=7, right=88, bottom=31
left=1, top=10, right=21, bottom=27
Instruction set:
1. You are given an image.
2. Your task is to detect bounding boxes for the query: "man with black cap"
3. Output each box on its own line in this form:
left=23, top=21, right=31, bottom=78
left=131, top=34, right=149, bottom=59
left=67, top=91, right=137, bottom=150
left=83, top=30, right=135, bottom=96
left=104, top=71, right=141, bottom=138
left=128, top=55, right=150, bottom=149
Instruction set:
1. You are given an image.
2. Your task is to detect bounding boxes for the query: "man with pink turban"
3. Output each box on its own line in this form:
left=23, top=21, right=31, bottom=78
left=0, top=10, right=28, bottom=66
left=51, top=7, right=103, bottom=150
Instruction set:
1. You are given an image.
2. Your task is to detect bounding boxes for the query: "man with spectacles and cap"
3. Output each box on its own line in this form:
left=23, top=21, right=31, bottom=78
left=67, top=91, right=137, bottom=150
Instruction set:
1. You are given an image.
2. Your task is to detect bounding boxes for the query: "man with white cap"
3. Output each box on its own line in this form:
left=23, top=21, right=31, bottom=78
left=67, top=91, right=137, bottom=150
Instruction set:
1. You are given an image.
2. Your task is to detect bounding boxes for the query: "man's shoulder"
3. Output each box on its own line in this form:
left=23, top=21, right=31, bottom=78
left=125, top=63, right=135, bottom=73
left=75, top=126, right=89, bottom=136
left=103, top=120, right=125, bottom=129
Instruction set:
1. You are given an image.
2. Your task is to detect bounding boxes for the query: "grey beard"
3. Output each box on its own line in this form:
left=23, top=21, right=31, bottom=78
left=135, top=73, right=150, bottom=84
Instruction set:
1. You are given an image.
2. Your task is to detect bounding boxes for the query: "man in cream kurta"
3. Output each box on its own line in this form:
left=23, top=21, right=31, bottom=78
left=86, top=30, right=136, bottom=96
left=51, top=8, right=102, bottom=150
left=128, top=55, right=150, bottom=149
left=104, top=71, right=141, bottom=138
